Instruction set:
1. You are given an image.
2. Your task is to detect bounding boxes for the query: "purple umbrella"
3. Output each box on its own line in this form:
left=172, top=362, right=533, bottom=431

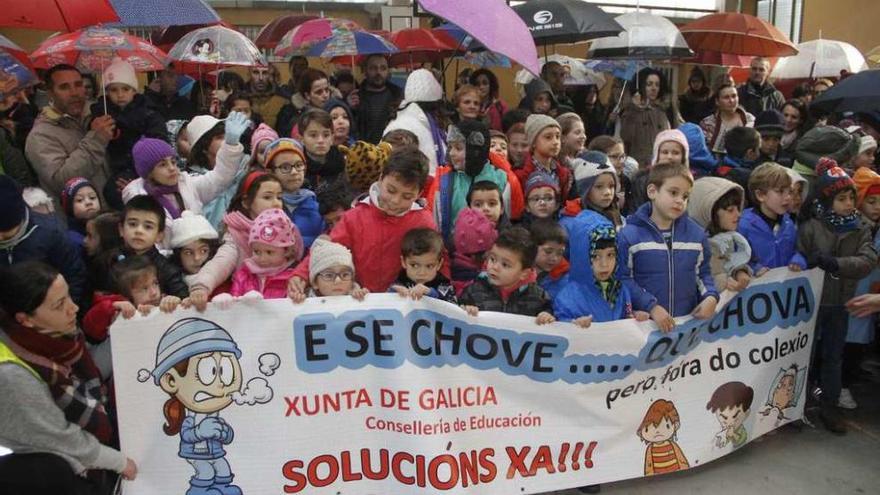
left=418, top=0, right=540, bottom=75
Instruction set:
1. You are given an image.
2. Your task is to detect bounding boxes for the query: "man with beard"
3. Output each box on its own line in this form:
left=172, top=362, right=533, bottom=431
left=737, top=57, right=785, bottom=116
left=279, top=56, right=310, bottom=99
left=352, top=55, right=401, bottom=144
left=247, top=65, right=288, bottom=131
left=25, top=64, right=114, bottom=201
left=144, top=65, right=196, bottom=121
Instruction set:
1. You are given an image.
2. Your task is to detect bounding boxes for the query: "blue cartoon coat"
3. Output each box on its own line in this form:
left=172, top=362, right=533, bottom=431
left=554, top=212, right=633, bottom=322
left=617, top=203, right=718, bottom=316
left=179, top=412, right=234, bottom=460
left=737, top=207, right=807, bottom=271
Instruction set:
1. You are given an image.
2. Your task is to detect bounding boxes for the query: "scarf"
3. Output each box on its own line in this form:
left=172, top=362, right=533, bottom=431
left=426, top=111, right=447, bottom=166
left=813, top=200, right=861, bottom=233
left=596, top=278, right=623, bottom=308
left=223, top=211, right=254, bottom=257
left=243, top=256, right=294, bottom=277
left=0, top=322, right=113, bottom=444
left=144, top=181, right=182, bottom=219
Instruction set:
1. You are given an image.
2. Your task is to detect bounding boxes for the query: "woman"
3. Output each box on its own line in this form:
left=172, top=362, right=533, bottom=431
left=678, top=66, right=714, bottom=124
left=0, top=262, right=137, bottom=494
left=452, top=84, right=482, bottom=124
left=276, top=68, right=334, bottom=138
left=617, top=68, right=671, bottom=168
left=384, top=69, right=448, bottom=176
left=781, top=99, right=811, bottom=154
left=469, top=69, right=508, bottom=131
left=700, top=82, right=755, bottom=155
left=574, top=84, right=609, bottom=144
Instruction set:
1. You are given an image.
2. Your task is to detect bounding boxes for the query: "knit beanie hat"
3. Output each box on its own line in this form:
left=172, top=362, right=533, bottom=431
left=403, top=69, right=442, bottom=104
left=454, top=208, right=498, bottom=255
left=133, top=137, right=176, bottom=179
left=524, top=170, right=560, bottom=198
left=250, top=123, right=280, bottom=158
left=169, top=210, right=219, bottom=249
left=309, top=237, right=354, bottom=284
left=249, top=208, right=299, bottom=250
left=754, top=109, right=785, bottom=138
left=102, top=57, right=138, bottom=91
left=60, top=177, right=96, bottom=217
left=651, top=129, right=690, bottom=167
left=860, top=135, right=878, bottom=156
left=148, top=317, right=241, bottom=384
left=187, top=115, right=224, bottom=148
left=815, top=157, right=856, bottom=203
left=572, top=150, right=616, bottom=201
left=795, top=126, right=860, bottom=168
left=339, top=140, right=392, bottom=192
left=853, top=167, right=880, bottom=207
left=686, top=177, right=744, bottom=230
left=0, top=175, right=26, bottom=232
left=263, top=138, right=305, bottom=169
left=525, top=114, right=560, bottom=148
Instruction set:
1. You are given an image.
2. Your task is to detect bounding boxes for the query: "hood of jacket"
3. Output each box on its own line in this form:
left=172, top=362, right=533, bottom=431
left=679, top=123, right=716, bottom=175
left=518, top=78, right=558, bottom=111
left=567, top=210, right=615, bottom=284
left=687, top=176, right=743, bottom=230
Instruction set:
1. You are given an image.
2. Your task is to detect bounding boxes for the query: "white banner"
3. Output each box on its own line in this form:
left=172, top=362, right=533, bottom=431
left=111, top=268, right=822, bottom=494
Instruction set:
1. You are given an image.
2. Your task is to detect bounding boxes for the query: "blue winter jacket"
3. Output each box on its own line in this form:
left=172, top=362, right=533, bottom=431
left=538, top=270, right=569, bottom=301
left=617, top=203, right=718, bottom=316
left=737, top=208, right=807, bottom=271
left=554, top=212, right=633, bottom=322
left=679, top=123, right=716, bottom=178
left=283, top=190, right=325, bottom=250
left=178, top=412, right=234, bottom=460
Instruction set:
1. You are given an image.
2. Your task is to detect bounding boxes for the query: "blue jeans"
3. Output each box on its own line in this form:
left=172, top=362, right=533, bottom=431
left=188, top=457, right=232, bottom=483
left=813, top=306, right=848, bottom=405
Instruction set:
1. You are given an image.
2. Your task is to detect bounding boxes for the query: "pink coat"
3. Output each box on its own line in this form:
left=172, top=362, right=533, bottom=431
left=230, top=264, right=296, bottom=299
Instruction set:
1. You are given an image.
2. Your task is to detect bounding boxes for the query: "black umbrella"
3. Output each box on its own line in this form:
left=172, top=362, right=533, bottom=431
left=512, top=0, right=623, bottom=46
left=811, top=69, right=880, bottom=114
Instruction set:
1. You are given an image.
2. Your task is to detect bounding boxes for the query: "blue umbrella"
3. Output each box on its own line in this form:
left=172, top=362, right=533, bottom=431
left=0, top=51, right=36, bottom=99
left=305, top=30, right=398, bottom=59
left=108, top=0, right=220, bottom=27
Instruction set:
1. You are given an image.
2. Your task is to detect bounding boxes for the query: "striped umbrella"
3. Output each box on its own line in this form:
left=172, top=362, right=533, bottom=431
left=274, top=18, right=363, bottom=58
left=306, top=30, right=398, bottom=60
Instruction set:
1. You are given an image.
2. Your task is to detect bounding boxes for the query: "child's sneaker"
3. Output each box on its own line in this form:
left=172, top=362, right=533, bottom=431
left=838, top=388, right=858, bottom=410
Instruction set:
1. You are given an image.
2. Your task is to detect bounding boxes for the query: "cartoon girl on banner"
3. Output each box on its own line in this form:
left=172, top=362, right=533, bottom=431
left=637, top=399, right=689, bottom=476
left=148, top=317, right=245, bottom=495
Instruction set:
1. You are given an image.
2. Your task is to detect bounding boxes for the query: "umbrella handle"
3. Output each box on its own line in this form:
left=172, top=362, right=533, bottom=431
left=102, top=57, right=107, bottom=115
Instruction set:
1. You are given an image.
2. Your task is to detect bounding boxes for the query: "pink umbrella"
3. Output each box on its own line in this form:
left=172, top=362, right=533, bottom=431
left=274, top=18, right=363, bottom=58
left=417, top=0, right=539, bottom=75
left=31, top=26, right=166, bottom=72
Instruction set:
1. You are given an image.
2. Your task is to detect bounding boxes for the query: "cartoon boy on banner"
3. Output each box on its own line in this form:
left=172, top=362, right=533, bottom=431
left=139, top=317, right=276, bottom=495
left=706, top=382, right=754, bottom=449
left=637, top=399, right=690, bottom=476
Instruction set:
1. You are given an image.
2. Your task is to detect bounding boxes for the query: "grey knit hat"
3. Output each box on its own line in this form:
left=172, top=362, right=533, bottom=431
left=794, top=126, right=860, bottom=168
left=151, top=317, right=241, bottom=384
left=525, top=114, right=560, bottom=148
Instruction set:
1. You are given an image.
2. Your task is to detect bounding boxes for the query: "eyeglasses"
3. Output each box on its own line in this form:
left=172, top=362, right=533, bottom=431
left=316, top=270, right=353, bottom=282
left=607, top=153, right=626, bottom=162
left=272, top=162, right=305, bottom=175
left=528, top=195, right=557, bottom=205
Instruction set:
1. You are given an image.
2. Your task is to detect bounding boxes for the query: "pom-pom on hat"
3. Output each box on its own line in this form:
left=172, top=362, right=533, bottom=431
left=525, top=114, right=560, bottom=148
left=815, top=157, right=856, bottom=202
left=102, top=57, right=138, bottom=91
left=169, top=211, right=219, bottom=249
left=249, top=208, right=300, bottom=250
left=524, top=170, right=560, bottom=198
left=454, top=208, right=498, bottom=255
left=132, top=137, right=176, bottom=179
left=60, top=177, right=96, bottom=217
left=309, top=238, right=354, bottom=284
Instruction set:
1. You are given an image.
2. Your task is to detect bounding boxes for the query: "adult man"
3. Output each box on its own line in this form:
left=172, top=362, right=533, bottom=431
left=279, top=56, right=310, bottom=99
left=144, top=65, right=196, bottom=121
left=737, top=57, right=785, bottom=116
left=352, top=54, right=402, bottom=144
left=247, top=65, right=287, bottom=130
left=25, top=64, right=113, bottom=201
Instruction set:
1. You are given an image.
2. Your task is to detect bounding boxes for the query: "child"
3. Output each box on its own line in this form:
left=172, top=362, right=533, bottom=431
left=250, top=123, right=279, bottom=167
left=687, top=177, right=755, bottom=293
left=588, top=135, right=634, bottom=214
left=489, top=130, right=508, bottom=157
left=631, top=129, right=689, bottom=212
left=572, top=151, right=623, bottom=228
left=617, top=163, right=718, bottom=332
left=797, top=158, right=877, bottom=434
left=61, top=177, right=101, bottom=250
left=289, top=146, right=438, bottom=294
left=514, top=114, right=572, bottom=201
left=506, top=122, right=529, bottom=170
left=91, top=58, right=168, bottom=208
left=738, top=162, right=807, bottom=272
left=116, top=195, right=189, bottom=298
left=522, top=171, right=561, bottom=226
left=706, top=382, right=754, bottom=449
left=554, top=215, right=646, bottom=327
left=852, top=134, right=877, bottom=171
left=316, top=180, right=352, bottom=233
left=452, top=208, right=498, bottom=295
left=382, top=129, right=419, bottom=150
left=530, top=219, right=570, bottom=300
left=84, top=212, right=122, bottom=259
left=299, top=109, right=346, bottom=189
left=755, top=109, right=787, bottom=166
left=291, top=238, right=367, bottom=301
left=716, top=126, right=762, bottom=193
left=390, top=227, right=456, bottom=303
left=168, top=211, right=220, bottom=286
left=228, top=208, right=303, bottom=299
left=83, top=255, right=185, bottom=343
left=679, top=123, right=718, bottom=179
left=427, top=119, right=510, bottom=243
left=467, top=180, right=506, bottom=228
left=558, top=112, right=586, bottom=164
left=786, top=168, right=808, bottom=220
left=339, top=140, right=392, bottom=195
left=263, top=138, right=324, bottom=249
left=459, top=226, right=555, bottom=325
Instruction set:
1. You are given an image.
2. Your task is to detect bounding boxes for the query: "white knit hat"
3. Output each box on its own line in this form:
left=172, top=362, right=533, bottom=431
left=102, top=58, right=138, bottom=91
left=525, top=114, right=560, bottom=148
left=187, top=115, right=223, bottom=147
left=403, top=69, right=442, bottom=104
left=309, top=238, right=354, bottom=284
left=169, top=211, right=219, bottom=249
left=860, top=135, right=878, bottom=156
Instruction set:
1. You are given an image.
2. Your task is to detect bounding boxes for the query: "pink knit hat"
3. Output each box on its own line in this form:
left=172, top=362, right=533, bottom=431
left=651, top=129, right=690, bottom=167
left=250, top=123, right=280, bottom=161
left=454, top=208, right=498, bottom=255
left=249, top=208, right=302, bottom=253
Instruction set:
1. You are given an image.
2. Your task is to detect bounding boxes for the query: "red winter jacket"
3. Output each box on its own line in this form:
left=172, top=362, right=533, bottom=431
left=514, top=153, right=573, bottom=202
left=83, top=293, right=127, bottom=342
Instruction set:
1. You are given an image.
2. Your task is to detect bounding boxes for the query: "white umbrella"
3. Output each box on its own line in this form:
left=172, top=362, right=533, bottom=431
left=587, top=12, right=692, bottom=60
left=771, top=39, right=867, bottom=80
left=515, top=54, right=607, bottom=89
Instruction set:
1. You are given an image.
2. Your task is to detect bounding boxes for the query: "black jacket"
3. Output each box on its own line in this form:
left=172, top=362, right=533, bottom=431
left=459, top=274, right=552, bottom=317
left=143, top=88, right=196, bottom=122
left=737, top=81, right=785, bottom=117
left=305, top=146, right=346, bottom=191
left=391, top=270, right=457, bottom=304
left=90, top=94, right=168, bottom=175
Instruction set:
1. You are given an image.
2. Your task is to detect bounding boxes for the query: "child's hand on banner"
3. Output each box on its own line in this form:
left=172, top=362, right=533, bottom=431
left=409, top=284, right=431, bottom=300
left=691, top=296, right=718, bottom=320
left=535, top=312, right=555, bottom=325
left=122, top=458, right=138, bottom=481
left=352, top=287, right=370, bottom=301
left=159, top=296, right=182, bottom=314
left=633, top=310, right=650, bottom=322
left=239, top=291, right=263, bottom=305
left=573, top=316, right=593, bottom=328
left=113, top=300, right=137, bottom=320
left=650, top=305, right=675, bottom=332
left=212, top=293, right=235, bottom=310
left=462, top=305, right=479, bottom=317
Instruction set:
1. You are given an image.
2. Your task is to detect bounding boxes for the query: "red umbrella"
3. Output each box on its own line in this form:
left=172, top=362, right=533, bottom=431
left=683, top=50, right=752, bottom=68
left=31, top=26, right=166, bottom=72
left=255, top=14, right=317, bottom=50
left=1, top=0, right=119, bottom=31
left=151, top=20, right=235, bottom=53
left=0, top=34, right=34, bottom=71
left=679, top=12, right=798, bottom=57
left=388, top=28, right=457, bottom=67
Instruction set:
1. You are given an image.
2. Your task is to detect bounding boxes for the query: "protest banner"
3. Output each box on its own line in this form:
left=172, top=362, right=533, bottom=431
left=111, top=267, right=822, bottom=494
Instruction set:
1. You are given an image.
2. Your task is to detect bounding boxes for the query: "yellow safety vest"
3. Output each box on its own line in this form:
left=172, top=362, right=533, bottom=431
left=0, top=340, right=40, bottom=380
